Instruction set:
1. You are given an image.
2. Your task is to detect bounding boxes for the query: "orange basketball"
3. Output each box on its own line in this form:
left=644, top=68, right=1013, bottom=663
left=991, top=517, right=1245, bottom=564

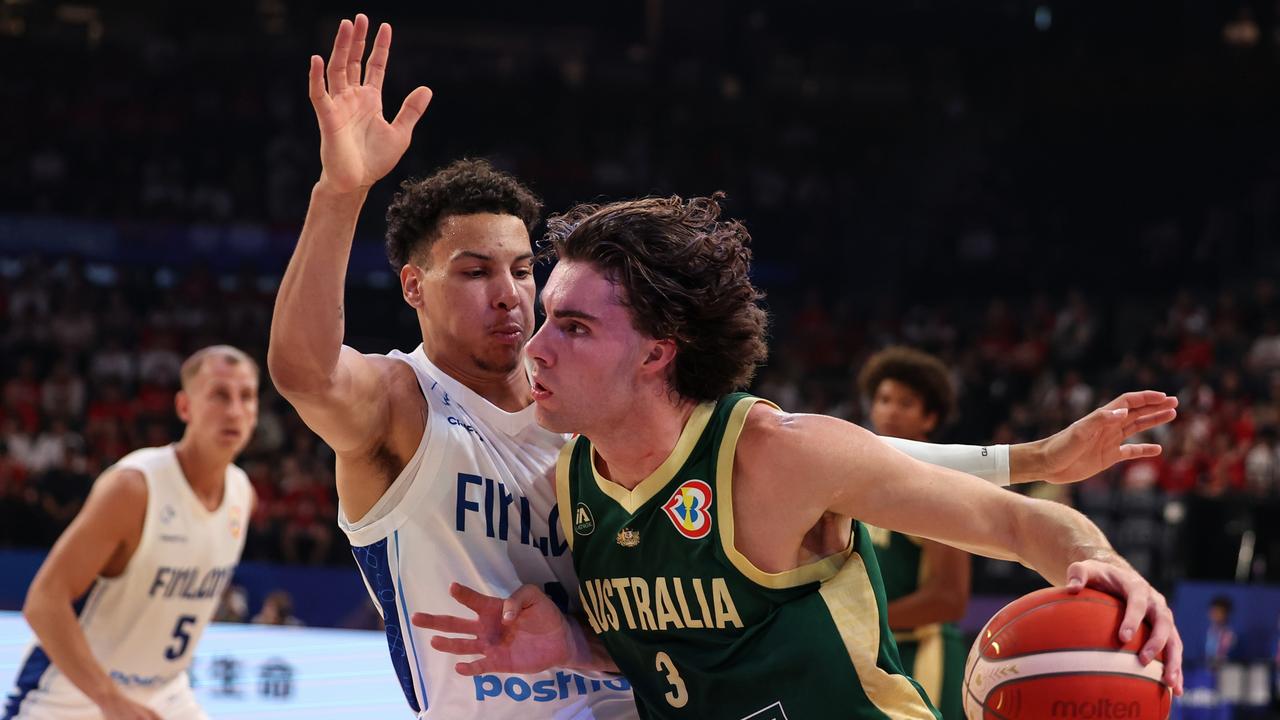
left=963, top=587, right=1172, bottom=720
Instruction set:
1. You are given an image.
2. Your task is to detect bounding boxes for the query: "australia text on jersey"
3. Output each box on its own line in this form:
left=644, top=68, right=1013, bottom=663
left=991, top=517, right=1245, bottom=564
left=578, top=576, right=745, bottom=634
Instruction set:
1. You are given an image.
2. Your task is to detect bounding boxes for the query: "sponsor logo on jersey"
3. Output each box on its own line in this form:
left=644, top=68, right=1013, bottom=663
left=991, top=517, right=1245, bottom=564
left=472, top=671, right=630, bottom=703
left=573, top=502, right=595, bottom=536
left=159, top=504, right=176, bottom=524
left=662, top=479, right=713, bottom=539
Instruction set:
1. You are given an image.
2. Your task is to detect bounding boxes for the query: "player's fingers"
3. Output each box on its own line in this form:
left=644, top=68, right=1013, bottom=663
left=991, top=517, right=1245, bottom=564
left=392, top=86, right=433, bottom=134
left=1064, top=561, right=1090, bottom=593
left=347, top=13, right=368, bottom=88
left=456, top=657, right=499, bottom=676
left=365, top=22, right=391, bottom=89
left=1164, top=626, right=1185, bottom=695
left=430, top=635, right=487, bottom=656
left=1106, top=390, right=1169, bottom=411
left=502, top=584, right=547, bottom=622
left=1122, top=408, right=1178, bottom=436
left=1138, top=599, right=1171, bottom=665
left=1117, top=583, right=1152, bottom=645
left=1117, top=443, right=1162, bottom=461
left=410, top=611, right=476, bottom=634
left=450, top=581, right=501, bottom=615
left=327, top=18, right=352, bottom=95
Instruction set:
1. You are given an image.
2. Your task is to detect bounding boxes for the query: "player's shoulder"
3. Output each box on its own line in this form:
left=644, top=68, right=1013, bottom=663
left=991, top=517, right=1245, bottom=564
left=87, top=466, right=149, bottom=513
left=736, top=401, right=875, bottom=479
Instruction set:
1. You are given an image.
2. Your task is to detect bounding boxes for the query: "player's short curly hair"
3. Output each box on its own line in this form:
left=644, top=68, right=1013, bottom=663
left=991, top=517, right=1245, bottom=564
left=540, top=193, right=769, bottom=402
left=858, top=346, right=955, bottom=424
left=384, top=158, right=542, bottom=270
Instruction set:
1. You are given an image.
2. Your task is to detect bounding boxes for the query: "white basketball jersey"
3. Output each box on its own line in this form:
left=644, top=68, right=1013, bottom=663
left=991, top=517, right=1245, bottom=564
left=339, top=346, right=636, bottom=719
left=5, top=445, right=251, bottom=719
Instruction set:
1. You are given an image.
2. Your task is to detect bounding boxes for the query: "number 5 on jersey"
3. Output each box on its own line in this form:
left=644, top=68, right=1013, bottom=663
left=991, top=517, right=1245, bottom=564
left=165, top=615, right=196, bottom=661
left=655, top=651, right=688, bottom=708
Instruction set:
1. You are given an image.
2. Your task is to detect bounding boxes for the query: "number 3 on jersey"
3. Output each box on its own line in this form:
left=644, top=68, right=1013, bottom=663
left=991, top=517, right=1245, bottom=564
left=655, top=651, right=688, bottom=708
left=165, top=615, right=196, bottom=661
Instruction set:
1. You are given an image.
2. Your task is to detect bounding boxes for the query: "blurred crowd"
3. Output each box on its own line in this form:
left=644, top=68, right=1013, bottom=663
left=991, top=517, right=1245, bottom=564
left=1, top=254, right=1278, bottom=592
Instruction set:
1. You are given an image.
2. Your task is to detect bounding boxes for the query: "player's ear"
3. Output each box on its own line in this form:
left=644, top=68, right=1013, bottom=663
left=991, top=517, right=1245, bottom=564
left=922, top=410, right=939, bottom=435
left=175, top=390, right=192, bottom=424
left=401, top=263, right=424, bottom=309
left=641, top=338, right=677, bottom=375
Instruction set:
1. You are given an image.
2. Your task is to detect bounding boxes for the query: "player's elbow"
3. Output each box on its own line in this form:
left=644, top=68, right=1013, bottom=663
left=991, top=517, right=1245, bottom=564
left=266, top=344, right=332, bottom=398
left=22, top=581, right=57, bottom=630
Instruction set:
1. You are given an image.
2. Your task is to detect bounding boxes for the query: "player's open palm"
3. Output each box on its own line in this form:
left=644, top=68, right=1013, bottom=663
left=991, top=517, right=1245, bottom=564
left=309, top=14, right=432, bottom=193
left=1037, top=390, right=1179, bottom=484
left=412, top=583, right=569, bottom=676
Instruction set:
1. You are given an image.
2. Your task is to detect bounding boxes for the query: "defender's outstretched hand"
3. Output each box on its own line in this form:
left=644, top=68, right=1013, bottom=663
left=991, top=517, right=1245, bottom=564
left=308, top=14, right=432, bottom=193
left=411, top=583, right=571, bottom=676
left=1019, top=390, right=1178, bottom=484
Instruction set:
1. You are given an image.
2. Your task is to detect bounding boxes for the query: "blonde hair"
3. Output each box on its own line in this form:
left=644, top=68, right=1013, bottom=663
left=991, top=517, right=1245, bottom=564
left=180, top=345, right=259, bottom=389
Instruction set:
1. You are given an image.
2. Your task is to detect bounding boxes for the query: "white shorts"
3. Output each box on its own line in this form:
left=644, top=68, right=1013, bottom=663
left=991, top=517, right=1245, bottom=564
left=5, top=674, right=206, bottom=720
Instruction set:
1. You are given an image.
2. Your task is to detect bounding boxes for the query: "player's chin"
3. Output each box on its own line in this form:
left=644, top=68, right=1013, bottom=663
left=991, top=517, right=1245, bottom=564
left=532, top=403, right=571, bottom=433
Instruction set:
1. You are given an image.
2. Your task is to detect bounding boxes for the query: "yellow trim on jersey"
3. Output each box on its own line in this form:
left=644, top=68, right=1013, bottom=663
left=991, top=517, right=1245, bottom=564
left=819, top=555, right=938, bottom=720
left=912, top=628, right=945, bottom=710
left=556, top=438, right=578, bottom=551
left=717, top=396, right=854, bottom=590
left=588, top=401, right=716, bottom=515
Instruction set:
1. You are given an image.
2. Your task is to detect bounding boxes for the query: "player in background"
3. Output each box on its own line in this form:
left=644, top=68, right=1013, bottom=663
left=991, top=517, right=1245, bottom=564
left=859, top=347, right=969, bottom=719
left=4, top=346, right=259, bottom=720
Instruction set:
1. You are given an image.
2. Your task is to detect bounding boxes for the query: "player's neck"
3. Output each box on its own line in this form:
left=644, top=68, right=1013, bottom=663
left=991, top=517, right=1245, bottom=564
left=425, top=349, right=533, bottom=413
left=588, top=394, right=699, bottom=491
left=173, top=437, right=228, bottom=511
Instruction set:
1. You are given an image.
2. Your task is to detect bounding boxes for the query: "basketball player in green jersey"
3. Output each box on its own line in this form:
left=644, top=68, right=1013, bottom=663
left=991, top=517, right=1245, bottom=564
left=413, top=195, right=1184, bottom=718
left=859, top=347, right=969, bottom=719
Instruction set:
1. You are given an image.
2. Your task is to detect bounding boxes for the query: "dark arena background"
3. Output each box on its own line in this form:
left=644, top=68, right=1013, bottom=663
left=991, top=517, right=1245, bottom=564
left=1, top=1, right=1279, bottom=718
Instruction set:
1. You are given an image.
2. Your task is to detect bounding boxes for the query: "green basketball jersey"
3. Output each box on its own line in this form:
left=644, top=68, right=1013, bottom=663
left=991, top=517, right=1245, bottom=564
left=557, top=393, right=940, bottom=720
left=865, top=527, right=966, bottom=719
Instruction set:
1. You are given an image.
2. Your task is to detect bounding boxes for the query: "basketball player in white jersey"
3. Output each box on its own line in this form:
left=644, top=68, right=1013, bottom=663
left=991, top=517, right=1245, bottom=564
left=269, top=13, right=1182, bottom=719
left=4, top=346, right=258, bottom=720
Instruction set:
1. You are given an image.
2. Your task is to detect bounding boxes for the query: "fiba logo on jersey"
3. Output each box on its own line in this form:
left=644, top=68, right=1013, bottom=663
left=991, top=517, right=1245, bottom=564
left=573, top=502, right=595, bottom=536
left=662, top=479, right=713, bottom=539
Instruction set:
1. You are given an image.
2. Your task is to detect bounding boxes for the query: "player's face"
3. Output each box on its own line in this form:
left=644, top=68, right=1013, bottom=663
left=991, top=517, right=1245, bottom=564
left=178, top=358, right=259, bottom=455
left=407, top=214, right=535, bottom=376
left=525, top=261, right=652, bottom=434
left=869, top=378, right=937, bottom=441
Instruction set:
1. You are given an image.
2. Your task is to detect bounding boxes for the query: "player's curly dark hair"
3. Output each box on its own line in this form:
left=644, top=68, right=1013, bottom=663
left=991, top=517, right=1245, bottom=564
left=540, top=193, right=769, bottom=402
left=857, top=346, right=955, bottom=426
left=384, top=158, right=542, bottom=270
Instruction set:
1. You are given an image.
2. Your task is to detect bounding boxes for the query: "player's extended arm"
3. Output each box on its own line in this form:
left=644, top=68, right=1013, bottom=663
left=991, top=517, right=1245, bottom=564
left=748, top=409, right=1183, bottom=694
left=268, top=14, right=431, bottom=455
left=410, top=583, right=618, bottom=676
left=22, top=470, right=162, bottom=720
left=884, top=539, right=970, bottom=631
left=879, top=390, right=1178, bottom=486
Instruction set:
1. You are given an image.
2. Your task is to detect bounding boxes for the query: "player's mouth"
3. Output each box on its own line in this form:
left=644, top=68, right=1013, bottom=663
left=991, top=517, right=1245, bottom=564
left=531, top=378, right=553, bottom=401
left=490, top=323, right=524, bottom=345
left=220, top=428, right=244, bottom=441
